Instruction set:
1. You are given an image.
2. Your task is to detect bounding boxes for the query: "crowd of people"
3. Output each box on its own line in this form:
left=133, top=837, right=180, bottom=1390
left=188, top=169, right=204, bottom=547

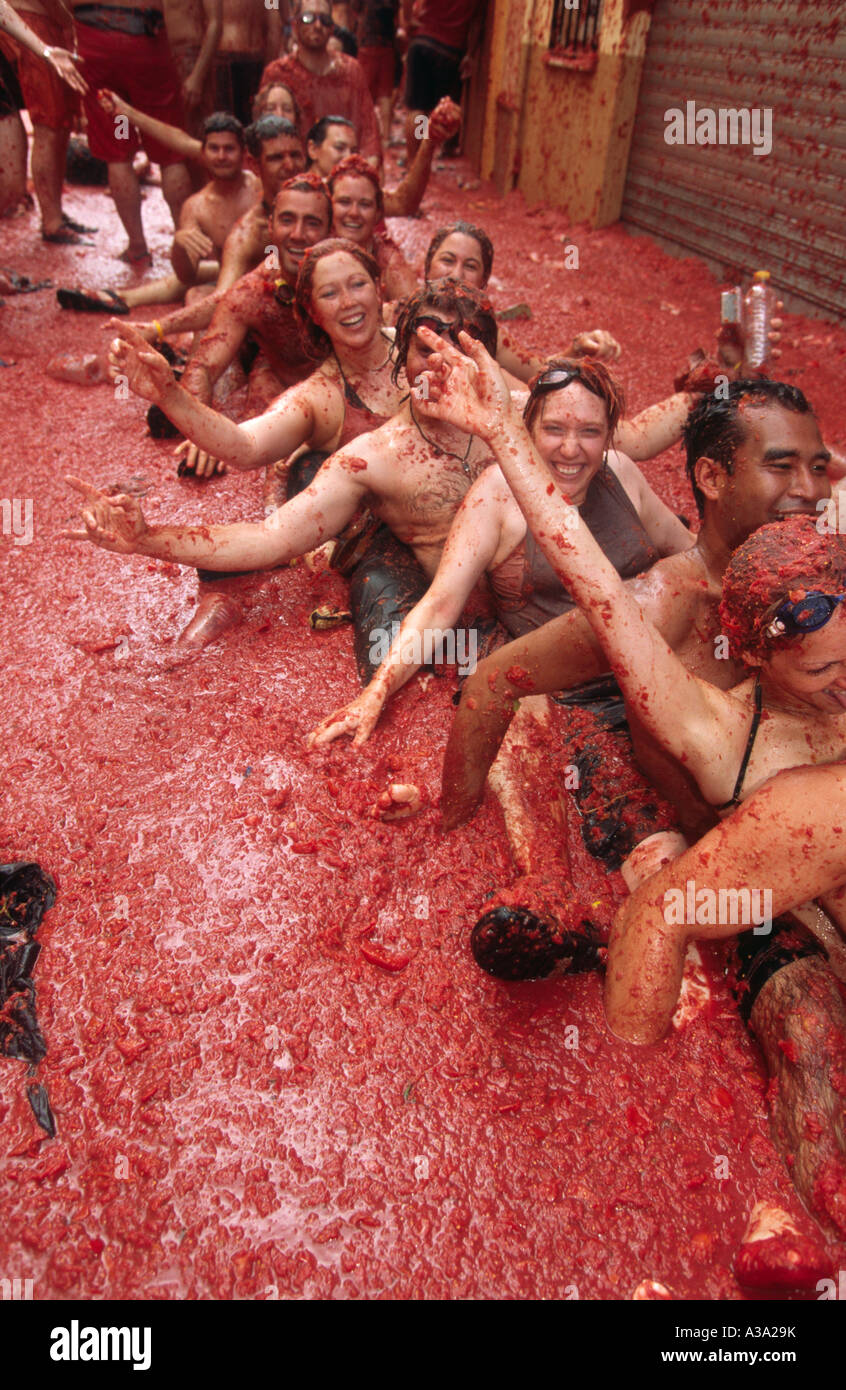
left=3, top=0, right=845, bottom=1288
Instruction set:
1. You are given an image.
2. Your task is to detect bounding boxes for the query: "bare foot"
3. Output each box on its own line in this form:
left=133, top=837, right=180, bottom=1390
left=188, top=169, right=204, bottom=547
left=177, top=592, right=243, bottom=650
left=733, top=1201, right=831, bottom=1291
left=750, top=956, right=846, bottom=1237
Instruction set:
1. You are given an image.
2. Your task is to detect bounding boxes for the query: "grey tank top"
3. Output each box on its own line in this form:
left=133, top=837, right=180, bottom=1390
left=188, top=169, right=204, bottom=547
left=497, top=461, right=661, bottom=638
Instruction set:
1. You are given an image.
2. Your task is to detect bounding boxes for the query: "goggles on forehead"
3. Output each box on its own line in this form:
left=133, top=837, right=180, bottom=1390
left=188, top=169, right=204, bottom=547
left=764, top=590, right=846, bottom=639
left=413, top=315, right=487, bottom=348
left=530, top=365, right=584, bottom=398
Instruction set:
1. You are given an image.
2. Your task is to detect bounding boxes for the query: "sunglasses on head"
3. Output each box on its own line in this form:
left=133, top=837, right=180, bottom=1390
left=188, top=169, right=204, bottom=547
left=301, top=11, right=334, bottom=25
left=765, top=590, right=846, bottom=639
left=413, top=315, right=486, bottom=348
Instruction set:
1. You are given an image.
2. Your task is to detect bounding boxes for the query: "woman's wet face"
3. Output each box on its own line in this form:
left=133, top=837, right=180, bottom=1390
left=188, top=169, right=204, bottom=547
left=529, top=382, right=610, bottom=506
left=758, top=605, right=846, bottom=712
left=308, top=250, right=380, bottom=345
left=257, top=85, right=297, bottom=123
left=428, top=232, right=487, bottom=290
left=331, top=175, right=379, bottom=245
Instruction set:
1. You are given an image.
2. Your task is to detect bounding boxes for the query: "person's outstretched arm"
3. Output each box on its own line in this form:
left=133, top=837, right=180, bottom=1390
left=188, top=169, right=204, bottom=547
left=108, top=323, right=316, bottom=472
left=64, top=452, right=370, bottom=569
left=97, top=89, right=201, bottom=161
left=416, top=329, right=721, bottom=771
left=308, top=468, right=510, bottom=748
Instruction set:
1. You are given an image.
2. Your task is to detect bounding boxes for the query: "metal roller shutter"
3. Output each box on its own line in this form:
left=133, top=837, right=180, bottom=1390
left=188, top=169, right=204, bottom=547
left=621, top=0, right=846, bottom=317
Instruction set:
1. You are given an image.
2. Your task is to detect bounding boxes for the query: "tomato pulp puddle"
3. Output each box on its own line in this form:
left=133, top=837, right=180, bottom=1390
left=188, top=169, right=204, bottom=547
left=2, top=151, right=846, bottom=1301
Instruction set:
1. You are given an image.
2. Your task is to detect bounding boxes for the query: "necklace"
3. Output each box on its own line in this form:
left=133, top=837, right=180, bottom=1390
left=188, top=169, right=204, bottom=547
left=409, top=399, right=474, bottom=475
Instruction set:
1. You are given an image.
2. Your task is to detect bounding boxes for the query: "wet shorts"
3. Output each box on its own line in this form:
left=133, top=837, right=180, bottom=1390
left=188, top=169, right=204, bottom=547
left=358, top=44, right=395, bottom=101
left=405, top=36, right=462, bottom=113
left=214, top=53, right=265, bottom=127
left=76, top=21, right=186, bottom=164
left=5, top=11, right=79, bottom=129
left=0, top=48, right=23, bottom=118
left=731, top=917, right=824, bottom=1024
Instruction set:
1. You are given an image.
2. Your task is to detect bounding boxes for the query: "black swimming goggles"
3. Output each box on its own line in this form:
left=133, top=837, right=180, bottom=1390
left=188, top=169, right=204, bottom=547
left=765, top=590, right=846, bottom=638
left=412, top=315, right=487, bottom=348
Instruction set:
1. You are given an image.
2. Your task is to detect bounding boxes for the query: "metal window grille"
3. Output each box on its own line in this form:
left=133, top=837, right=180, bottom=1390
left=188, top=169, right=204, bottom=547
left=550, top=0, right=603, bottom=51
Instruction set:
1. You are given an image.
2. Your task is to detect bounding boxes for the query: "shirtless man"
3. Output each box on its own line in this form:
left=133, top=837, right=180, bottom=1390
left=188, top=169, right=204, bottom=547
left=169, top=113, right=258, bottom=287
left=70, top=0, right=193, bottom=263
left=166, top=173, right=332, bottom=470
left=261, top=0, right=381, bottom=168
left=0, top=0, right=86, bottom=232
left=103, top=116, right=307, bottom=339
left=57, top=111, right=260, bottom=314
left=215, top=0, right=283, bottom=126
left=163, top=0, right=221, bottom=137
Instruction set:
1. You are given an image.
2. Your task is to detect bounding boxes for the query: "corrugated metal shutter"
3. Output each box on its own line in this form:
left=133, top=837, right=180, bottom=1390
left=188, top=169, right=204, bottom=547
left=621, top=0, right=846, bottom=317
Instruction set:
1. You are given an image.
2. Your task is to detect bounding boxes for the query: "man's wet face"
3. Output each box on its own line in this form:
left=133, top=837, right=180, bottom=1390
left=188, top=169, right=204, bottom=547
left=259, top=135, right=306, bottom=196
left=297, top=2, right=333, bottom=50
left=309, top=123, right=358, bottom=177
left=202, top=131, right=243, bottom=179
left=271, top=191, right=330, bottom=280
left=703, top=403, right=831, bottom=548
left=404, top=309, right=484, bottom=386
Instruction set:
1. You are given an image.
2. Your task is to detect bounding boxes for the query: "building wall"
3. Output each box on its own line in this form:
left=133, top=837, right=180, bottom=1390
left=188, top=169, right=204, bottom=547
left=468, top=0, right=654, bottom=226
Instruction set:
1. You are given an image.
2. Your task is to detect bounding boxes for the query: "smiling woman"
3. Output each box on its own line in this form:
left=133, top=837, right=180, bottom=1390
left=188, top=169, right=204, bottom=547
left=328, top=154, right=417, bottom=303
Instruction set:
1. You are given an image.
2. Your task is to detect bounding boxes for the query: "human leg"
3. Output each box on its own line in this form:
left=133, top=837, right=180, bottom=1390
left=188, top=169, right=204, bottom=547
left=607, top=764, right=846, bottom=1045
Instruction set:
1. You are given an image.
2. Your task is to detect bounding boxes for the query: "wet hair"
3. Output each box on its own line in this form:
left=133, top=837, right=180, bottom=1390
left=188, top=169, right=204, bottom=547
left=327, top=154, right=384, bottom=213
left=391, top=281, right=499, bottom=386
left=200, top=112, right=245, bottom=147
left=307, top=114, right=356, bottom=148
left=331, top=24, right=358, bottom=56
left=272, top=172, right=332, bottom=235
left=684, top=379, right=814, bottom=516
left=294, top=237, right=381, bottom=359
left=523, top=357, right=625, bottom=437
left=424, top=222, right=494, bottom=287
left=244, top=115, right=301, bottom=158
left=720, top=516, right=846, bottom=661
left=251, top=81, right=301, bottom=129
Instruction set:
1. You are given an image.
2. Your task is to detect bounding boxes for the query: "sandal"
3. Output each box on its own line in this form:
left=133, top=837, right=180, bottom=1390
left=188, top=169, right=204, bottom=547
left=42, top=226, right=93, bottom=246
left=61, top=213, right=98, bottom=235
left=56, top=287, right=130, bottom=315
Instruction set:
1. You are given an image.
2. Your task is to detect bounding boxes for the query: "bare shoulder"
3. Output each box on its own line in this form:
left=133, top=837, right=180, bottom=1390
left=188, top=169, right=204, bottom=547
left=628, top=547, right=713, bottom=639
left=606, top=448, right=646, bottom=494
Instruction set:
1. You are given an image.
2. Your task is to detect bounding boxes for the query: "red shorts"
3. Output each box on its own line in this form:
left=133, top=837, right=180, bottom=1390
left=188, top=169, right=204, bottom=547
left=4, top=10, right=78, bottom=129
left=358, top=44, right=395, bottom=101
left=76, top=21, right=185, bottom=165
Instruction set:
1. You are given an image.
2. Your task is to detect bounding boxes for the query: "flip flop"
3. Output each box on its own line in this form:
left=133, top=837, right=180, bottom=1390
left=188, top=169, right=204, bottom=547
left=61, top=213, right=98, bottom=235
left=56, top=287, right=130, bottom=315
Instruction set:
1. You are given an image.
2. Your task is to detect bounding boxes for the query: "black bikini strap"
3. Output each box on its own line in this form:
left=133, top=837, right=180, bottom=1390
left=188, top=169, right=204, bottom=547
left=727, top=676, right=763, bottom=807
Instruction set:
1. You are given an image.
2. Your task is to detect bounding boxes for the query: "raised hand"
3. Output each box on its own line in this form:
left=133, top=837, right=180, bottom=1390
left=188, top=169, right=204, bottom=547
left=568, top=329, right=621, bottom=362
left=307, top=687, right=386, bottom=749
left=174, top=439, right=227, bottom=479
left=62, top=475, right=149, bottom=554
left=428, top=96, right=461, bottom=144
left=108, top=323, right=175, bottom=403
left=97, top=87, right=128, bottom=118
left=413, top=326, right=515, bottom=441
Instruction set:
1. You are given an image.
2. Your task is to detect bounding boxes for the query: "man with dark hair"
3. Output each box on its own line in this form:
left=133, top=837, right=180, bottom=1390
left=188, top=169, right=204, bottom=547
left=306, top=112, right=357, bottom=174
left=168, top=112, right=257, bottom=288
left=261, top=0, right=382, bottom=168
left=169, top=173, right=332, bottom=473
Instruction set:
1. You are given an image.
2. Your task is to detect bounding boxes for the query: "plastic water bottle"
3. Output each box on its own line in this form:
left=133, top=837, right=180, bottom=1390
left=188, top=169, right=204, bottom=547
left=742, top=270, right=777, bottom=371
